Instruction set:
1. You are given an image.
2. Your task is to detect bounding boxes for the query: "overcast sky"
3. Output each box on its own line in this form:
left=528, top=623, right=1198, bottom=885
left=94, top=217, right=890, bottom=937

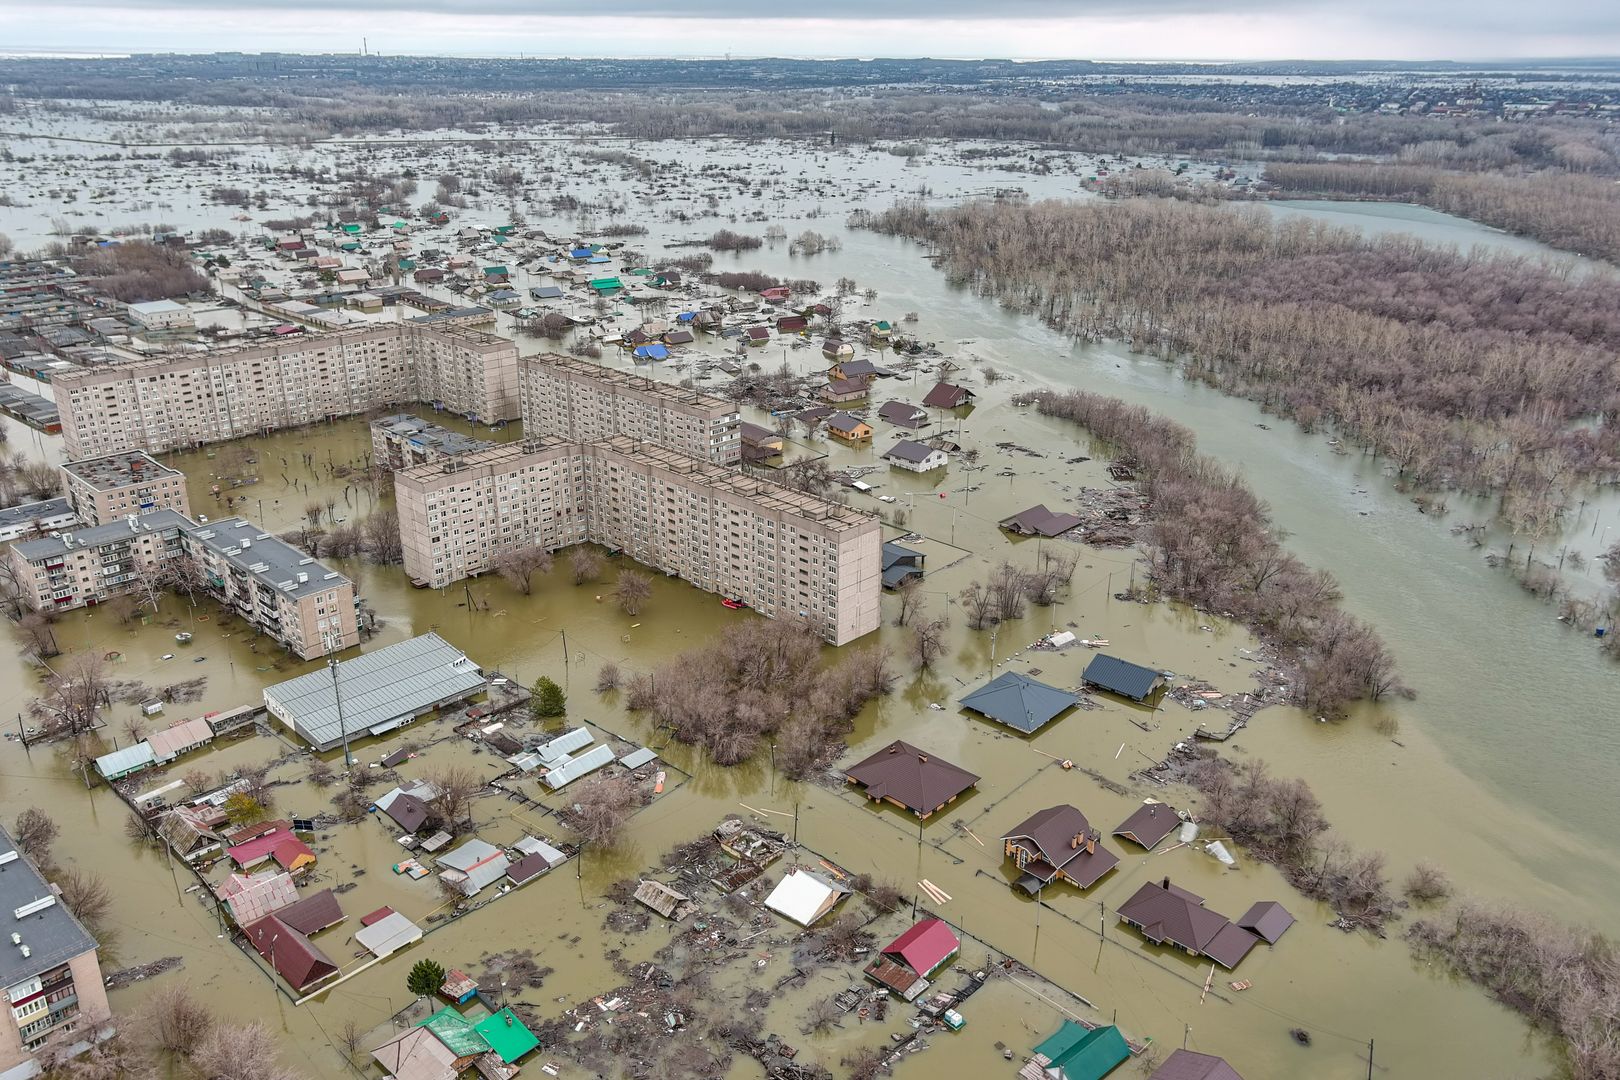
left=3, top=0, right=1618, bottom=60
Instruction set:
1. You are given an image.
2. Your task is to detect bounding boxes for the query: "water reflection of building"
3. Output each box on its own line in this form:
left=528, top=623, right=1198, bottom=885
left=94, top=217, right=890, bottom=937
left=395, top=435, right=882, bottom=645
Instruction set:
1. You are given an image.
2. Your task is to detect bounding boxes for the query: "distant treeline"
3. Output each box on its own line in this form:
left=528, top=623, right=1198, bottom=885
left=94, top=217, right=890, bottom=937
left=1264, top=163, right=1620, bottom=262
left=859, top=198, right=1620, bottom=536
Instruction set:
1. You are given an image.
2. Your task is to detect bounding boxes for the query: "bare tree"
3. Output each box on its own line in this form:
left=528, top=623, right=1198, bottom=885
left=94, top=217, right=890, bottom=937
left=567, top=775, right=637, bottom=846
left=612, top=569, right=653, bottom=616
left=361, top=509, right=403, bottom=564
left=569, top=547, right=604, bottom=585
left=1404, top=863, right=1453, bottom=904
left=492, top=545, right=553, bottom=595
left=53, top=868, right=110, bottom=933
left=958, top=580, right=993, bottom=630
left=192, top=1023, right=301, bottom=1080
left=143, top=983, right=214, bottom=1054
left=894, top=580, right=926, bottom=627
left=14, top=809, right=59, bottom=865
left=594, top=662, right=621, bottom=692
left=26, top=653, right=110, bottom=736
left=424, top=764, right=483, bottom=831
left=910, top=616, right=948, bottom=670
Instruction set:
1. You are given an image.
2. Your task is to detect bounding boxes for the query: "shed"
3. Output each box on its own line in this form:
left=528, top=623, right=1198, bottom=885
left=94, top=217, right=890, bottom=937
left=959, top=672, right=1080, bottom=734
left=440, top=969, right=478, bottom=1004
left=764, top=869, right=851, bottom=927
left=882, top=542, right=925, bottom=589
left=633, top=879, right=691, bottom=920
left=513, top=835, right=569, bottom=867
left=1148, top=1050, right=1245, bottom=1080
left=1112, top=803, right=1181, bottom=850
left=145, top=717, right=215, bottom=763
left=843, top=739, right=978, bottom=818
left=619, top=747, right=659, bottom=770
left=531, top=726, right=593, bottom=765
left=1082, top=654, right=1167, bottom=703
left=354, top=911, right=424, bottom=958
left=95, top=742, right=156, bottom=781
left=542, top=743, right=615, bottom=790
left=1236, top=901, right=1295, bottom=944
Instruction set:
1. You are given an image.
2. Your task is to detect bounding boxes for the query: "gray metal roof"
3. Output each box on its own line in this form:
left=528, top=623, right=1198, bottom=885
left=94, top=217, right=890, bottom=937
left=0, top=825, right=99, bottom=989
left=543, top=744, right=615, bottom=790
left=94, top=742, right=156, bottom=778
left=438, top=838, right=501, bottom=872
left=186, top=516, right=350, bottom=602
left=263, top=633, right=484, bottom=751
left=371, top=414, right=493, bottom=458
left=959, top=672, right=1080, bottom=734
left=1082, top=654, right=1166, bottom=702
left=618, top=747, right=658, bottom=770
left=883, top=439, right=938, bottom=464
left=13, top=508, right=191, bottom=562
left=532, top=726, right=593, bottom=765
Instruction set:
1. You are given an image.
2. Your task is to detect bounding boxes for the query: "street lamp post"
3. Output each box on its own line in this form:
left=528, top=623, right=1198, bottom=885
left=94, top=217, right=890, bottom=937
left=324, top=631, right=353, bottom=767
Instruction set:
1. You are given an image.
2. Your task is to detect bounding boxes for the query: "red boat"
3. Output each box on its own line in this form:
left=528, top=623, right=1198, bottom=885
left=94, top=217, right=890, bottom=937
left=721, top=598, right=747, bottom=610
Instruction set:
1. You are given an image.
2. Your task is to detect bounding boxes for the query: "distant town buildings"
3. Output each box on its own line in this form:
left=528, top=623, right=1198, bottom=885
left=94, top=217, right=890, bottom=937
left=52, top=320, right=520, bottom=458
left=59, top=449, right=191, bottom=526
left=395, top=435, right=882, bottom=645
left=0, top=824, right=111, bottom=1075
left=518, top=353, right=741, bottom=465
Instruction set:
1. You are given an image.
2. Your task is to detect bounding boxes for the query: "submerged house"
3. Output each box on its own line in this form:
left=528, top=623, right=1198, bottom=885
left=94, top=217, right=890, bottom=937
left=437, top=839, right=510, bottom=897
left=842, top=739, right=978, bottom=819
left=877, top=400, right=928, bottom=429
left=820, top=377, right=870, bottom=403
left=1148, top=1050, right=1245, bottom=1080
left=1019, top=1022, right=1130, bottom=1080
left=825, top=412, right=873, bottom=444
left=882, top=439, right=948, bottom=473
left=1002, top=804, right=1119, bottom=892
left=959, top=671, right=1081, bottom=734
left=1112, top=802, right=1182, bottom=851
left=864, top=917, right=960, bottom=1001
left=1082, top=654, right=1167, bottom=704
left=881, top=542, right=925, bottom=589
left=921, top=381, right=975, bottom=409
left=999, top=503, right=1083, bottom=538
left=1114, top=878, right=1261, bottom=970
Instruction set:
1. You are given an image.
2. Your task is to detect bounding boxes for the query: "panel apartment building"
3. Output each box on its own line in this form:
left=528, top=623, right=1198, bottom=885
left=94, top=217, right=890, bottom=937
left=52, top=321, right=520, bottom=459
left=59, top=449, right=192, bottom=526
left=395, top=436, right=882, bottom=645
left=0, top=823, right=112, bottom=1077
left=518, top=354, right=742, bottom=465
left=5, top=511, right=357, bottom=659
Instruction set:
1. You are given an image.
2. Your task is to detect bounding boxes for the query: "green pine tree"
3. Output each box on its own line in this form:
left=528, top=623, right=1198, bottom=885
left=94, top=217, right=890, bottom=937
left=406, top=958, right=445, bottom=998
left=531, top=676, right=566, bottom=719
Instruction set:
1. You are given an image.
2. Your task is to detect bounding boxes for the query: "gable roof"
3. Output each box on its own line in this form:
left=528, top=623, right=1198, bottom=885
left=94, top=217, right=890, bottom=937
left=384, top=793, right=431, bottom=833
left=877, top=400, right=927, bottom=427
left=764, top=869, right=850, bottom=927
left=999, top=503, right=1083, bottom=537
left=1082, top=654, right=1165, bottom=702
left=1235, top=901, right=1295, bottom=944
left=883, top=439, right=940, bottom=464
left=1033, top=1022, right=1130, bottom=1080
left=1112, top=803, right=1181, bottom=850
left=243, top=915, right=339, bottom=990
left=880, top=918, right=959, bottom=978
left=843, top=740, right=978, bottom=817
left=1116, top=880, right=1259, bottom=969
left=959, top=672, right=1080, bottom=734
left=273, top=888, right=344, bottom=936
left=416, top=1007, right=488, bottom=1058
left=217, top=871, right=299, bottom=925
left=826, top=411, right=869, bottom=434
left=921, top=381, right=974, bottom=408
left=1002, top=804, right=1119, bottom=889
left=1148, top=1050, right=1244, bottom=1080
left=372, top=1028, right=460, bottom=1080
left=145, top=717, right=214, bottom=761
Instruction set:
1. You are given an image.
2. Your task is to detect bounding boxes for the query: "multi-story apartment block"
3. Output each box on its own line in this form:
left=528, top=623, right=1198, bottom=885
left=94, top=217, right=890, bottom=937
left=370, top=414, right=494, bottom=471
left=52, top=321, right=520, bottom=458
left=0, top=824, right=112, bottom=1076
left=59, top=450, right=191, bottom=526
left=395, top=436, right=881, bottom=645
left=6, top=509, right=190, bottom=613
left=183, top=517, right=360, bottom=660
left=4, top=511, right=356, bottom=659
left=518, top=354, right=742, bottom=465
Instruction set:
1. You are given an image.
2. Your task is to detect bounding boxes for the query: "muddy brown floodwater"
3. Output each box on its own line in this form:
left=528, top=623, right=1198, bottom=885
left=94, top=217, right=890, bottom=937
left=2, top=126, right=1614, bottom=1080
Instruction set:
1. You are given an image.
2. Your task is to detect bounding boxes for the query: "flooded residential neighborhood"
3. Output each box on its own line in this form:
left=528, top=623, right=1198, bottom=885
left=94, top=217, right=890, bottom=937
left=1, top=42, right=1619, bottom=1080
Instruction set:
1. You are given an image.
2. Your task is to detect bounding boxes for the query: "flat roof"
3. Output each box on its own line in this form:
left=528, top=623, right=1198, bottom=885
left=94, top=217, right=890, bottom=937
left=263, top=632, right=485, bottom=750
left=371, top=413, right=493, bottom=458
left=13, top=507, right=191, bottom=562
left=525, top=352, right=735, bottom=415
left=187, top=516, right=350, bottom=602
left=0, top=497, right=74, bottom=530
left=0, top=824, right=99, bottom=988
left=61, top=449, right=182, bottom=491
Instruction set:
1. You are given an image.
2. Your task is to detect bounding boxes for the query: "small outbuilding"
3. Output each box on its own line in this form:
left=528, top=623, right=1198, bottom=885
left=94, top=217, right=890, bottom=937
left=354, top=911, right=424, bottom=959
left=1112, top=802, right=1182, bottom=850
left=633, top=879, right=692, bottom=920
left=764, top=869, right=851, bottom=927
left=1236, top=901, right=1295, bottom=945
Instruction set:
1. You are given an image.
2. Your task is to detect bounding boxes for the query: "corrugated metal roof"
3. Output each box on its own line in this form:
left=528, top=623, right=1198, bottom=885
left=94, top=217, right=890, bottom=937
left=542, top=744, right=615, bottom=790
left=94, top=742, right=156, bottom=778
left=533, top=726, right=593, bottom=765
left=1082, top=654, right=1165, bottom=702
left=145, top=717, right=214, bottom=762
left=354, top=911, right=423, bottom=958
left=263, top=633, right=484, bottom=750
left=618, top=747, right=658, bottom=770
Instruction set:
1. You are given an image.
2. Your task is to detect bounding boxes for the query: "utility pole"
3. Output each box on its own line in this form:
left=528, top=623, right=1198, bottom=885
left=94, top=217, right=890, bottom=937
left=325, top=631, right=353, bottom=767
left=1367, top=1038, right=1374, bottom=1080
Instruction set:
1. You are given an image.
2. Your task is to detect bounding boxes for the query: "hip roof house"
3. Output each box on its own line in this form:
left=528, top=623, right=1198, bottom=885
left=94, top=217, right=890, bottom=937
left=1115, top=878, right=1260, bottom=970
left=843, top=739, right=978, bottom=819
left=1082, top=654, right=1167, bottom=704
left=959, top=671, right=1080, bottom=734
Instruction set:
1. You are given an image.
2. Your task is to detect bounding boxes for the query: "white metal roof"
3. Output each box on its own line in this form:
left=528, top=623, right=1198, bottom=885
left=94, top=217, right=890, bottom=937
left=263, top=633, right=484, bottom=750
left=354, top=911, right=423, bottom=958
left=438, top=838, right=501, bottom=872
left=95, top=742, right=156, bottom=778
left=534, top=726, right=593, bottom=765
left=542, top=744, right=615, bottom=790
left=618, top=747, right=658, bottom=770
left=764, top=869, right=850, bottom=927
left=514, top=836, right=568, bottom=867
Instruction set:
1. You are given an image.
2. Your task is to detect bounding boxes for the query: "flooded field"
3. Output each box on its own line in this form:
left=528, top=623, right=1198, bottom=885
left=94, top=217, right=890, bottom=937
left=2, top=104, right=1616, bottom=1079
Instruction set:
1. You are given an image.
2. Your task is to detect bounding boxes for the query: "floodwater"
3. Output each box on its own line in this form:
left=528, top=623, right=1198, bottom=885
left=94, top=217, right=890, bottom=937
left=1, top=106, right=1615, bottom=1079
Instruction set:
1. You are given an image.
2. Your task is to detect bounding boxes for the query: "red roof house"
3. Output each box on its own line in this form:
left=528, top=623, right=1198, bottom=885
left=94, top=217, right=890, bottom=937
left=244, top=915, right=339, bottom=991
left=881, top=918, right=960, bottom=979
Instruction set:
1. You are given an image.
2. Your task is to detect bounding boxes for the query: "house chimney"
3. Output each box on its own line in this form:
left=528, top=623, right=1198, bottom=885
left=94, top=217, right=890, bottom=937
left=1085, top=833, right=1096, bottom=854
left=1161, top=876, right=1171, bottom=890
left=1070, top=833, right=1082, bottom=849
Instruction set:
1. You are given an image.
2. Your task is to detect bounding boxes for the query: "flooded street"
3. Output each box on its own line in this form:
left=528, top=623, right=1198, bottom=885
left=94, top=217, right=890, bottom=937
left=1, top=116, right=1615, bottom=1078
